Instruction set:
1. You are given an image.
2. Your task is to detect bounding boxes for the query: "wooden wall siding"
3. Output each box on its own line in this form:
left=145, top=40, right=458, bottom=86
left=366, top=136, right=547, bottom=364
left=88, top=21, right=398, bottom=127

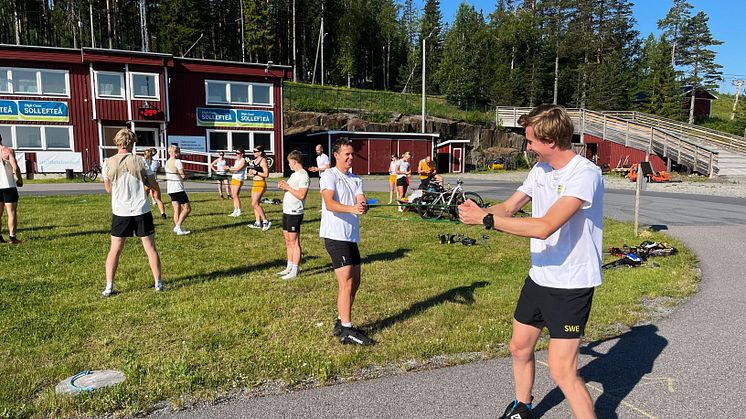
left=69, top=66, right=99, bottom=170
left=174, top=61, right=289, bottom=79
left=95, top=98, right=129, bottom=121
left=586, top=134, right=666, bottom=172
left=368, top=139, right=395, bottom=173
left=0, top=50, right=82, bottom=64
left=83, top=50, right=169, bottom=67
left=351, top=138, right=369, bottom=174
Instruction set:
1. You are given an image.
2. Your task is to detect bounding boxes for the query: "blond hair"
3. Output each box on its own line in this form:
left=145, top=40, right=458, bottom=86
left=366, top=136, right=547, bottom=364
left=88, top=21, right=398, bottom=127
left=168, top=145, right=180, bottom=157
left=113, top=129, right=137, bottom=149
left=287, top=150, right=303, bottom=164
left=143, top=148, right=155, bottom=160
left=518, top=104, right=574, bottom=150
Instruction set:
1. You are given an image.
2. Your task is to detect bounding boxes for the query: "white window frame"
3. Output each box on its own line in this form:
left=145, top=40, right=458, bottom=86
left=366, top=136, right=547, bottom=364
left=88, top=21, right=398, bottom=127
left=206, top=130, right=274, bottom=153
left=204, top=80, right=273, bottom=107
left=0, top=67, right=70, bottom=98
left=129, top=72, right=160, bottom=100
left=95, top=71, right=125, bottom=100
left=3, top=124, right=74, bottom=150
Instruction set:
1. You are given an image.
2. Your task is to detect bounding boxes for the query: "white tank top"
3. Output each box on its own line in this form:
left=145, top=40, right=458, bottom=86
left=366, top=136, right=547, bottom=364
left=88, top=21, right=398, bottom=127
left=389, top=160, right=398, bottom=175
left=0, top=149, right=15, bottom=189
left=216, top=158, right=228, bottom=174
left=232, top=158, right=247, bottom=180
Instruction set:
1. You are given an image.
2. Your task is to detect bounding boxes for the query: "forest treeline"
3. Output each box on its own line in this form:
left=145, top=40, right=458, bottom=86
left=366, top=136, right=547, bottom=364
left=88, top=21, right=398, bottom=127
left=1, top=0, right=737, bottom=124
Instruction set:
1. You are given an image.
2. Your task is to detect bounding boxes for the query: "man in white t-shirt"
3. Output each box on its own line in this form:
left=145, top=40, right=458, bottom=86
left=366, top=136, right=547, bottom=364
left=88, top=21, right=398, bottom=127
left=165, top=145, right=191, bottom=235
left=277, top=150, right=309, bottom=280
left=319, top=139, right=373, bottom=346
left=309, top=144, right=331, bottom=174
left=101, top=129, right=163, bottom=296
left=459, top=105, right=603, bottom=419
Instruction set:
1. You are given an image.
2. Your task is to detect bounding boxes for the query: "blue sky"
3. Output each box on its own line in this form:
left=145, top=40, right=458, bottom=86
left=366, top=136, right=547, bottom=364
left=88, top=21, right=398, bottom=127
left=426, top=1, right=743, bottom=93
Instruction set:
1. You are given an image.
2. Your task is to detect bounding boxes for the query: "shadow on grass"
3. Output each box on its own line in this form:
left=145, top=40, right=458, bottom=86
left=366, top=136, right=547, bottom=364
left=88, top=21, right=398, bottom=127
left=362, top=280, right=489, bottom=333
left=51, top=229, right=111, bottom=239
left=168, top=255, right=321, bottom=289
left=195, top=221, right=256, bottom=233
left=300, top=248, right=411, bottom=276
left=533, top=324, right=667, bottom=418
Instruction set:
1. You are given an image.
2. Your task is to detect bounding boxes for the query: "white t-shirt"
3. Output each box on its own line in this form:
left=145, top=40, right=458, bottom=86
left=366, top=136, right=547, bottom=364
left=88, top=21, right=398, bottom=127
left=231, top=158, right=247, bottom=181
left=165, top=158, right=185, bottom=193
left=517, top=155, right=604, bottom=289
left=319, top=167, right=364, bottom=242
left=102, top=153, right=151, bottom=217
left=396, top=160, right=410, bottom=179
left=389, top=160, right=398, bottom=175
left=149, top=158, right=160, bottom=174
left=316, top=153, right=330, bottom=172
left=283, top=169, right=310, bottom=214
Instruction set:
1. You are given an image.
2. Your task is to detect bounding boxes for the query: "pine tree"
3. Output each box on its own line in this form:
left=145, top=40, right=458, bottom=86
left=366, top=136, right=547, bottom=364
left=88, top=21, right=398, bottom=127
left=678, top=10, right=722, bottom=123
left=657, top=0, right=692, bottom=68
left=420, top=0, right=443, bottom=95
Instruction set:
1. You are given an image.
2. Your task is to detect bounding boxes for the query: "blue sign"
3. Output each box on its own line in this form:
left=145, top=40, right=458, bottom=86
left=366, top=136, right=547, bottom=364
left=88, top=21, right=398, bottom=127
left=0, top=100, right=68, bottom=122
left=236, top=110, right=273, bottom=128
left=196, top=108, right=237, bottom=127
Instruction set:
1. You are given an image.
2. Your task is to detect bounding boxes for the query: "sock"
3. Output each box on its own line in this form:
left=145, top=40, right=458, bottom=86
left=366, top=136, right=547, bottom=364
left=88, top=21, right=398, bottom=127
left=341, top=322, right=352, bottom=328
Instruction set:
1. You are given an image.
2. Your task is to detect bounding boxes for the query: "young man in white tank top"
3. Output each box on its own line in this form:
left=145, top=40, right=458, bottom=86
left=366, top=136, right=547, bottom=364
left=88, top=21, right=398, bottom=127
left=0, top=133, right=23, bottom=244
left=459, top=105, right=603, bottom=419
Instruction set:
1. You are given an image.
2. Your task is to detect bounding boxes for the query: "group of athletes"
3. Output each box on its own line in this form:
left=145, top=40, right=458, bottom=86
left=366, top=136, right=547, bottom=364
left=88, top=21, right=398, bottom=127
left=387, top=150, right=444, bottom=209
left=2, top=104, right=605, bottom=419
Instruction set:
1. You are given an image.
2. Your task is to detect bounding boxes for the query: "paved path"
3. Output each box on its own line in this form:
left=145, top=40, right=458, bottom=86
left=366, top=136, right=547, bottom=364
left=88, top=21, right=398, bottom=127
left=23, top=177, right=746, bottom=418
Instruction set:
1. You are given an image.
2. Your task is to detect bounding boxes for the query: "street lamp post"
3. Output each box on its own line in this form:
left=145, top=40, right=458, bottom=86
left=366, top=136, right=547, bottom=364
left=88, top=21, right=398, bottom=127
left=321, top=32, right=328, bottom=85
left=422, top=31, right=434, bottom=133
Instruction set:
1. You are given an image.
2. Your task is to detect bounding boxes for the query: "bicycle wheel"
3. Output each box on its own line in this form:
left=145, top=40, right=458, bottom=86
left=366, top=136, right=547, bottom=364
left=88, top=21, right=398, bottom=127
left=463, top=192, right=484, bottom=207
left=417, top=194, right=447, bottom=219
left=83, top=169, right=98, bottom=182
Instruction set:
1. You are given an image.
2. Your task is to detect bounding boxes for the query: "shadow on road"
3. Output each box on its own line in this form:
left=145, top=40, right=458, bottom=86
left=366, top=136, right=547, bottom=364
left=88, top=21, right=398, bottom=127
left=363, top=280, right=489, bottom=333
left=533, top=324, right=667, bottom=418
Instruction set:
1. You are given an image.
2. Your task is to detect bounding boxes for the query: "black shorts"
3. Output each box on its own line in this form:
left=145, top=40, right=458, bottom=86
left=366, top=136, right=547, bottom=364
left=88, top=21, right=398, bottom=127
left=514, top=276, right=595, bottom=339
left=0, top=187, right=19, bottom=203
left=111, top=212, right=155, bottom=238
left=396, top=177, right=409, bottom=187
left=282, top=213, right=304, bottom=233
left=419, top=177, right=433, bottom=190
left=168, top=191, right=190, bottom=204
left=324, top=238, right=361, bottom=269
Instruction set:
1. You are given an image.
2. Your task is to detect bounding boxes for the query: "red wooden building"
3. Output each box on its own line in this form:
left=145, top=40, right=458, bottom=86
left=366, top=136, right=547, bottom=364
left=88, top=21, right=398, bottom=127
left=0, top=44, right=291, bottom=173
left=583, top=133, right=666, bottom=172
left=682, top=85, right=718, bottom=119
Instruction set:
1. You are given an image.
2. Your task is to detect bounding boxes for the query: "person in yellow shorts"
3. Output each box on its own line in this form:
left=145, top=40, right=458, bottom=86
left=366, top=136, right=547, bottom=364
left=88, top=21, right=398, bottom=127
left=143, top=148, right=167, bottom=219
left=248, top=145, right=271, bottom=231
left=227, top=148, right=247, bottom=217
left=388, top=154, right=398, bottom=204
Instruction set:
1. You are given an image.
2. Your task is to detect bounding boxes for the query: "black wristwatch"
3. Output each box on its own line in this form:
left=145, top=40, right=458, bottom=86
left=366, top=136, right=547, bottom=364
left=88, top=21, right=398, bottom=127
left=483, top=213, right=494, bottom=230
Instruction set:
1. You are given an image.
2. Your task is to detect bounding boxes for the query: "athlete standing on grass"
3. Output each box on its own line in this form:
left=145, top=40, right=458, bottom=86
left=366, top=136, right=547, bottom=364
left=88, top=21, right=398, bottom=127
left=277, top=150, right=309, bottom=280
left=101, top=129, right=163, bottom=296
left=165, top=145, right=191, bottom=235
left=0, top=133, right=23, bottom=244
left=459, top=104, right=603, bottom=419
left=247, top=145, right=271, bottom=231
left=319, top=139, right=374, bottom=346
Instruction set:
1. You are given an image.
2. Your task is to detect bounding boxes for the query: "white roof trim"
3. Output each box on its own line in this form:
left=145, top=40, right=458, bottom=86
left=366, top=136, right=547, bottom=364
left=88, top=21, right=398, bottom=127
left=307, top=130, right=439, bottom=138
left=436, top=139, right=470, bottom=147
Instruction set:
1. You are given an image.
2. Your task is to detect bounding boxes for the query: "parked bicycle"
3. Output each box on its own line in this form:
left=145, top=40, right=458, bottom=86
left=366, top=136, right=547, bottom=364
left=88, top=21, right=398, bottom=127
left=412, top=179, right=484, bottom=220
left=83, top=164, right=102, bottom=182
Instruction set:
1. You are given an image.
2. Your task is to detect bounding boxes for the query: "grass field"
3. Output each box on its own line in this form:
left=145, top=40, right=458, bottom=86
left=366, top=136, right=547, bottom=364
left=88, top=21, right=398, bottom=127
left=0, top=191, right=699, bottom=418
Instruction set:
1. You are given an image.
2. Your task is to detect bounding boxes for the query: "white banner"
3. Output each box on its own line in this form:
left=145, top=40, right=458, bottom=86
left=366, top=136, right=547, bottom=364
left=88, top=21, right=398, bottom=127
left=16, top=152, right=26, bottom=174
left=168, top=135, right=206, bottom=153
left=36, top=151, right=83, bottom=173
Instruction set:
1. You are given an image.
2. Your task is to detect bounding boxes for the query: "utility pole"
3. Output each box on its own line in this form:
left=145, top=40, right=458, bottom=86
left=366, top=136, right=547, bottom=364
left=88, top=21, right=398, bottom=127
left=731, top=79, right=744, bottom=121
left=320, top=1, right=325, bottom=85
left=106, top=0, right=113, bottom=48
left=292, top=0, right=297, bottom=82
left=13, top=0, right=20, bottom=45
left=239, top=0, right=245, bottom=62
left=139, top=0, right=148, bottom=52
left=422, top=31, right=434, bottom=133
left=89, top=1, right=95, bottom=48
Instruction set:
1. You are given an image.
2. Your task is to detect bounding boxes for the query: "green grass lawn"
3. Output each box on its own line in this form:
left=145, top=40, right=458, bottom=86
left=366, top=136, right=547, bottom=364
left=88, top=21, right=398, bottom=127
left=0, top=192, right=698, bottom=418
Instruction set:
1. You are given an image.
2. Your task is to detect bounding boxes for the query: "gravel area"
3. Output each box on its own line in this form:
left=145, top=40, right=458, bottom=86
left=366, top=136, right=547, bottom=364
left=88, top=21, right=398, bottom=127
left=444, top=171, right=746, bottom=198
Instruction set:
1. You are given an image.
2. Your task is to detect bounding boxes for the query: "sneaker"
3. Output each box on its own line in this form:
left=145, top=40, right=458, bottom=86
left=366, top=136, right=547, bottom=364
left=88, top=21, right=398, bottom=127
left=155, top=281, right=165, bottom=292
left=248, top=222, right=261, bottom=229
left=333, top=319, right=343, bottom=337
left=262, top=221, right=272, bottom=231
left=499, top=400, right=533, bottom=419
left=281, top=269, right=298, bottom=280
left=161, top=213, right=167, bottom=220
left=277, top=266, right=292, bottom=276
left=176, top=229, right=191, bottom=236
left=102, top=287, right=115, bottom=297
left=338, top=326, right=375, bottom=346
left=8, top=236, right=21, bottom=245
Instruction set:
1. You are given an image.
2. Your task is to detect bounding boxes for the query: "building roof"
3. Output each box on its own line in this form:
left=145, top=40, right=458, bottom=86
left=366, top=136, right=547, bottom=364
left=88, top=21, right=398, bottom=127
left=308, top=130, right=440, bottom=138
left=681, top=85, right=719, bottom=100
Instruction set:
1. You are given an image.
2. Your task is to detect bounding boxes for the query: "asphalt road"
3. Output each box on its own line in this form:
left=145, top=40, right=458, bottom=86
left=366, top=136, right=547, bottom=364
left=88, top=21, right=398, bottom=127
left=22, top=177, right=746, bottom=418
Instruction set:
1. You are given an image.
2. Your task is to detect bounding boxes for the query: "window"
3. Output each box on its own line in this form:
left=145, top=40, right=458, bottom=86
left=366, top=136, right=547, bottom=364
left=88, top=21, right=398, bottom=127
left=0, top=70, right=8, bottom=93
left=252, top=84, right=271, bottom=105
left=96, top=72, right=124, bottom=99
left=131, top=73, right=159, bottom=99
left=13, top=70, right=39, bottom=94
left=207, top=81, right=228, bottom=103
left=205, top=80, right=273, bottom=106
left=45, top=127, right=72, bottom=149
left=0, top=125, right=73, bottom=150
left=0, top=68, right=69, bottom=96
left=207, top=130, right=273, bottom=153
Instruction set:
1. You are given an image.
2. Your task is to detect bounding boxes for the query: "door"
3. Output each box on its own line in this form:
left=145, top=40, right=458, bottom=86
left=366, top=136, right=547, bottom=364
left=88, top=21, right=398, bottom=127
left=102, top=125, right=127, bottom=159
left=135, top=127, right=159, bottom=151
left=452, top=147, right=463, bottom=173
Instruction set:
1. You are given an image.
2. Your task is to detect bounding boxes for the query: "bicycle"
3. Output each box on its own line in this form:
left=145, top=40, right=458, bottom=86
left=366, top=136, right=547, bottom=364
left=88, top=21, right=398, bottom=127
left=413, top=179, right=484, bottom=220
left=83, top=164, right=102, bottom=182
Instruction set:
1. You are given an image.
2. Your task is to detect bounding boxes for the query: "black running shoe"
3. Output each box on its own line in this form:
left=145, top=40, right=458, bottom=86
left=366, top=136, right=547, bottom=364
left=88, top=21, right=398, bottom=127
left=8, top=236, right=21, bottom=245
left=333, top=319, right=343, bottom=337
left=499, top=400, right=533, bottom=419
left=161, top=213, right=167, bottom=219
left=338, top=326, right=375, bottom=346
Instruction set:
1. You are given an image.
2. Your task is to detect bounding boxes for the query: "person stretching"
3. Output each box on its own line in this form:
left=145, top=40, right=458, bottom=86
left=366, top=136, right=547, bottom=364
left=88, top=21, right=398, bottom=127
left=227, top=148, right=247, bottom=217
left=247, top=145, right=271, bottom=231
left=165, top=145, right=191, bottom=235
left=277, top=150, right=309, bottom=280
